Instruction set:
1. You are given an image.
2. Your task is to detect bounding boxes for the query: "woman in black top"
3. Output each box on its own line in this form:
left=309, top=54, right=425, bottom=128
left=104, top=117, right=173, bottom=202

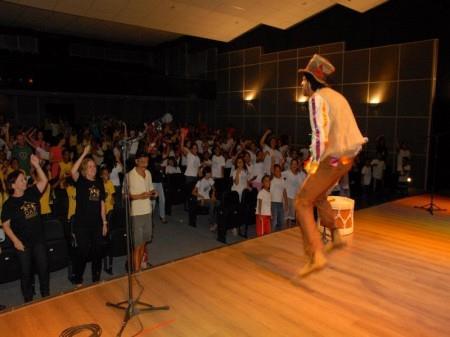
left=2, top=154, right=49, bottom=302
left=70, top=145, right=108, bottom=286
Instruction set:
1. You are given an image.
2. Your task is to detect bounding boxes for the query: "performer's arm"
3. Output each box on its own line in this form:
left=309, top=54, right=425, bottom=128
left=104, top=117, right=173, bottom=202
left=308, top=95, right=330, bottom=170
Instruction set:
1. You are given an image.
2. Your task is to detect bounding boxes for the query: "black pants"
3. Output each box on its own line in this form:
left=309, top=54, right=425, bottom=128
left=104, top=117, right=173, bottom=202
left=16, top=241, right=50, bottom=303
left=184, top=176, right=198, bottom=210
left=114, top=185, right=122, bottom=209
left=72, top=228, right=104, bottom=284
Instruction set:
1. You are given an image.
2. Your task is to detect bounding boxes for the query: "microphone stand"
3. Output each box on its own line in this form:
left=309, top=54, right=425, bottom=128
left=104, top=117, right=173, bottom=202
left=414, top=133, right=447, bottom=215
left=106, top=136, right=169, bottom=337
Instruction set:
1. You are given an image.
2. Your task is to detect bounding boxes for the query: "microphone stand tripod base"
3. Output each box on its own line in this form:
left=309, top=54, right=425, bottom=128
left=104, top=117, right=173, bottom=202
left=414, top=202, right=446, bottom=215
left=106, top=299, right=169, bottom=337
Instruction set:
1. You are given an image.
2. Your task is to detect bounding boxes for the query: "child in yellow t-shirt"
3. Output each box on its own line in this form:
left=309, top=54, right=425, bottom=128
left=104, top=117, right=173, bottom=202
left=59, top=149, right=73, bottom=179
left=100, top=167, right=115, bottom=216
left=65, top=178, right=76, bottom=221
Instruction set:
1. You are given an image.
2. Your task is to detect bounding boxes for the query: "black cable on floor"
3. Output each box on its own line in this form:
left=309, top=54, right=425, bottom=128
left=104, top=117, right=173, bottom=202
left=59, top=323, right=102, bottom=337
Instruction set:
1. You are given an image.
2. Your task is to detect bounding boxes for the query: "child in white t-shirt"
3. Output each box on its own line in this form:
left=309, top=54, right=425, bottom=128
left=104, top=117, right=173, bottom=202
left=249, top=150, right=265, bottom=191
left=192, top=166, right=217, bottom=230
left=256, top=175, right=271, bottom=236
left=282, top=159, right=306, bottom=227
left=165, top=157, right=181, bottom=174
left=398, top=157, right=411, bottom=195
left=211, top=147, right=225, bottom=179
left=270, top=164, right=287, bottom=230
left=231, top=157, right=249, bottom=201
left=361, top=159, right=372, bottom=194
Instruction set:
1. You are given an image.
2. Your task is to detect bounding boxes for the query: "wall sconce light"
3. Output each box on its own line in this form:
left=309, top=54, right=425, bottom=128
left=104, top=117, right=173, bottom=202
left=244, top=91, right=256, bottom=102
left=297, top=95, right=308, bottom=113
left=368, top=96, right=381, bottom=106
left=297, top=95, right=308, bottom=103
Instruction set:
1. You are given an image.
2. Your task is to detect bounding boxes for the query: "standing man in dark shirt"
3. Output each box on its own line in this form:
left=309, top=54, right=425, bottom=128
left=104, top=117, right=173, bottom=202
left=2, top=154, right=49, bottom=302
left=70, top=145, right=107, bottom=287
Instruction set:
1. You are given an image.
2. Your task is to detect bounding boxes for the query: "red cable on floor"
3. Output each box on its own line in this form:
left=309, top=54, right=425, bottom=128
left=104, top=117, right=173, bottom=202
left=135, top=319, right=176, bottom=336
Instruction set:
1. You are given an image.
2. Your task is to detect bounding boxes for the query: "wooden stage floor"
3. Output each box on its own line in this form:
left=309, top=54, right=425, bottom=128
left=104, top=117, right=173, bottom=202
left=1, top=195, right=450, bottom=337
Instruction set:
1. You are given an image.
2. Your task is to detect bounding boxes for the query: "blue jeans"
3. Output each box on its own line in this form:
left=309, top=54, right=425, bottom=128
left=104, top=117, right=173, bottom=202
left=271, top=202, right=284, bottom=230
left=151, top=182, right=166, bottom=219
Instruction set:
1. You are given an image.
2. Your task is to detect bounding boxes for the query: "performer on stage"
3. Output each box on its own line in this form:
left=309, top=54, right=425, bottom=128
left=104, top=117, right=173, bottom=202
left=295, top=54, right=366, bottom=277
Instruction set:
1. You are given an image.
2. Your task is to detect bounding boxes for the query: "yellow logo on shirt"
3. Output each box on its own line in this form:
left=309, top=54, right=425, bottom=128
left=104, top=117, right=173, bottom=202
left=20, top=201, right=39, bottom=220
left=89, top=186, right=100, bottom=201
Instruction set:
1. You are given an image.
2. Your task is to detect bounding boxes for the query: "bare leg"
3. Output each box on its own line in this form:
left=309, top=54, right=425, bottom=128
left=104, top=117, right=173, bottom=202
left=133, top=246, right=144, bottom=273
left=295, top=158, right=353, bottom=277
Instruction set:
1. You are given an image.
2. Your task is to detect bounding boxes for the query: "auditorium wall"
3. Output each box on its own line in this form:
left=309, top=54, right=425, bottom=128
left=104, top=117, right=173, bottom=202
left=0, top=91, right=212, bottom=128
left=212, top=39, right=438, bottom=189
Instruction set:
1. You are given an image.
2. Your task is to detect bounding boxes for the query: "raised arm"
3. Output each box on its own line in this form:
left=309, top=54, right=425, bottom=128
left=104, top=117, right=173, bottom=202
left=71, top=145, right=91, bottom=182
left=259, top=129, right=271, bottom=148
left=122, top=121, right=128, bottom=138
left=24, top=130, right=38, bottom=150
left=30, top=154, right=48, bottom=193
left=179, top=131, right=190, bottom=156
left=4, top=122, right=10, bottom=148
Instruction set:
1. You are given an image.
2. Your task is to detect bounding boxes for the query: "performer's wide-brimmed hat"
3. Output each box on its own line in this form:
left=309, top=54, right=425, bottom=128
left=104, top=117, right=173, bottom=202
left=298, top=54, right=335, bottom=84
